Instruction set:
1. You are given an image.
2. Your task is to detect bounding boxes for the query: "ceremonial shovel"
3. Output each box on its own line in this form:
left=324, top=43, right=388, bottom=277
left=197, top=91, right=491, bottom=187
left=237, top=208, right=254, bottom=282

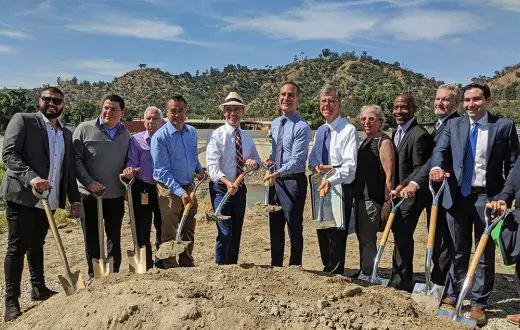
left=312, top=166, right=336, bottom=229
left=32, top=188, right=85, bottom=295
left=412, top=178, right=447, bottom=307
left=369, top=196, right=405, bottom=285
left=207, top=166, right=257, bottom=221
left=156, top=174, right=208, bottom=259
left=436, top=205, right=509, bottom=329
left=119, top=174, right=147, bottom=274
left=92, top=189, right=113, bottom=279
left=260, top=165, right=281, bottom=212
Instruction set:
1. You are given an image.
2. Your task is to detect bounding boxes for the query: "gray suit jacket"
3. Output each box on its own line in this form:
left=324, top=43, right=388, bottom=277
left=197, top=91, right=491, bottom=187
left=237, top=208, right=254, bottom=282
left=0, top=112, right=80, bottom=208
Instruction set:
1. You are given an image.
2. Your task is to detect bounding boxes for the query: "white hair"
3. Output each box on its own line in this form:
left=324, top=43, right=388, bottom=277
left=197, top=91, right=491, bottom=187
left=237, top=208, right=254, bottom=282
left=359, top=104, right=385, bottom=126
left=143, top=106, right=163, bottom=120
left=438, top=84, right=460, bottom=104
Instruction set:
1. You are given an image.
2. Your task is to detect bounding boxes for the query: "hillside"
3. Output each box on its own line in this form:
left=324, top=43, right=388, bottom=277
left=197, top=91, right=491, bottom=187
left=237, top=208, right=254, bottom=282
left=45, top=51, right=442, bottom=127
left=487, top=63, right=520, bottom=123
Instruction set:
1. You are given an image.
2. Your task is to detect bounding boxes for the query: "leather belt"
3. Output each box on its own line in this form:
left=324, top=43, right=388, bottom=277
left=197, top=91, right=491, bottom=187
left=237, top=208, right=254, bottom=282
left=471, top=186, right=486, bottom=195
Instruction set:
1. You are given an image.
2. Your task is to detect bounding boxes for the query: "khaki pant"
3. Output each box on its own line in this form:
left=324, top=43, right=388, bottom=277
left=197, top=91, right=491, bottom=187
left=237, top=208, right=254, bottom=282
left=157, top=183, right=198, bottom=266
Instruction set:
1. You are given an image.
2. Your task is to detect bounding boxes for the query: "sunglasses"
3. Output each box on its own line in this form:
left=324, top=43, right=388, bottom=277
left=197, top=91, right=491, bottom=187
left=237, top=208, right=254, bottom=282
left=41, top=96, right=63, bottom=105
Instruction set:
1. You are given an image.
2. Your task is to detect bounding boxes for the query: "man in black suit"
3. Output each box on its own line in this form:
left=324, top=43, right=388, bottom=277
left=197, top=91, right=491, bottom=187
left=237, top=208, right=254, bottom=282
left=1, top=87, right=80, bottom=322
left=430, top=82, right=519, bottom=326
left=399, top=84, right=461, bottom=287
left=489, top=156, right=520, bottom=327
left=389, top=93, right=433, bottom=292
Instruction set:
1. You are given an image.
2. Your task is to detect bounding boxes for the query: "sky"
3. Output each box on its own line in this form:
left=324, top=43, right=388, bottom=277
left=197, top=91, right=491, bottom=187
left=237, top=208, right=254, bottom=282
left=0, top=0, right=519, bottom=88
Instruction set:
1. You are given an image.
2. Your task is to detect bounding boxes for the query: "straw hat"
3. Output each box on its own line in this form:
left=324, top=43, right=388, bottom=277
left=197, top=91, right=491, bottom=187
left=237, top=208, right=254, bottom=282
left=219, top=92, right=245, bottom=111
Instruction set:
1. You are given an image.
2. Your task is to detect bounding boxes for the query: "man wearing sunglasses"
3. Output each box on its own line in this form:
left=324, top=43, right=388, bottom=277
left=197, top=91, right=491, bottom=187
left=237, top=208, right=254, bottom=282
left=1, top=87, right=80, bottom=322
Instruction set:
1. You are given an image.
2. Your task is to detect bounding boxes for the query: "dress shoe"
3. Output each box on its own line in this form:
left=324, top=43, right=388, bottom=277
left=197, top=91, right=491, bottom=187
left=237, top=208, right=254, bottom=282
left=440, top=297, right=456, bottom=308
left=469, top=307, right=487, bottom=327
left=4, top=298, right=21, bottom=322
left=31, top=286, right=58, bottom=301
left=506, top=313, right=520, bottom=326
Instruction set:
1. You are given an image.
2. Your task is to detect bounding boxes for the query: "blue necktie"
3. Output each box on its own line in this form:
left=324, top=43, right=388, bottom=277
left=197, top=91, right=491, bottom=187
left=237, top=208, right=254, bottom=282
left=322, top=126, right=331, bottom=165
left=461, top=122, right=479, bottom=197
left=275, top=117, right=287, bottom=169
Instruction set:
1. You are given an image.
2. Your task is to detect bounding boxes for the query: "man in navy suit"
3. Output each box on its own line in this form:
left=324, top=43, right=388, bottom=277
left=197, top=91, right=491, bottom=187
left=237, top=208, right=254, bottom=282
left=430, top=82, right=519, bottom=326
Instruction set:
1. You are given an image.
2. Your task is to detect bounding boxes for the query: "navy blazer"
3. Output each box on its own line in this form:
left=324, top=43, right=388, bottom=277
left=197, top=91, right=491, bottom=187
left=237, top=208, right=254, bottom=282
left=430, top=113, right=519, bottom=209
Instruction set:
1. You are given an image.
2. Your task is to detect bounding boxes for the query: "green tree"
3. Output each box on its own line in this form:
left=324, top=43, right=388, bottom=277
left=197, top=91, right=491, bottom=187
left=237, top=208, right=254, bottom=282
left=298, top=100, right=323, bottom=129
left=0, top=89, right=35, bottom=130
left=63, top=101, right=97, bottom=125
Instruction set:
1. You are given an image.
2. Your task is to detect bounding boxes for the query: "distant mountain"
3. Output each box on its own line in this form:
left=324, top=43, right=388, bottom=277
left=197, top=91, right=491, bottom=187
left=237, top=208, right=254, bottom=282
left=486, top=63, right=520, bottom=123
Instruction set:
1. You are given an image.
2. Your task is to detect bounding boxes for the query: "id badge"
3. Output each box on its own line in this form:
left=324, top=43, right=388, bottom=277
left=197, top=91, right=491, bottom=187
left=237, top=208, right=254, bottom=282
left=141, top=192, right=149, bottom=205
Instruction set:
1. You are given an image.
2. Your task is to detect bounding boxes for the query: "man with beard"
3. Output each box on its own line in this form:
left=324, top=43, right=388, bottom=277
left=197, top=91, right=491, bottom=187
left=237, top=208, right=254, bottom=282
left=122, top=106, right=164, bottom=270
left=1, top=87, right=80, bottom=321
left=73, top=94, right=130, bottom=279
left=389, top=93, right=433, bottom=292
left=398, top=84, right=461, bottom=288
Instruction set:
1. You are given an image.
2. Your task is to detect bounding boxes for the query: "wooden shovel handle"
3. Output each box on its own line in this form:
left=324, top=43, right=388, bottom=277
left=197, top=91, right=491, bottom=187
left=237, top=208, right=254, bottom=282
left=380, top=211, right=396, bottom=245
left=427, top=206, right=438, bottom=249
left=466, top=233, right=489, bottom=279
left=263, top=170, right=270, bottom=187
left=231, top=173, right=246, bottom=191
left=319, top=187, right=325, bottom=197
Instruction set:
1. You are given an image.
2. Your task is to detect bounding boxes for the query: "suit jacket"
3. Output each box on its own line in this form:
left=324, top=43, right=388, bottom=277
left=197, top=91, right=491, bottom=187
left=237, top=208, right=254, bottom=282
left=0, top=112, right=80, bottom=208
left=412, top=111, right=461, bottom=189
left=430, top=113, right=519, bottom=209
left=393, top=118, right=434, bottom=210
left=494, top=157, right=520, bottom=265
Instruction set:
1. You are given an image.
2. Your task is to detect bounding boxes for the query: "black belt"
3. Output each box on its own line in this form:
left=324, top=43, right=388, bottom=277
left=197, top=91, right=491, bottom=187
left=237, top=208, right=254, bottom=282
left=471, top=186, right=486, bottom=194
left=158, top=183, right=193, bottom=190
left=279, top=173, right=305, bottom=180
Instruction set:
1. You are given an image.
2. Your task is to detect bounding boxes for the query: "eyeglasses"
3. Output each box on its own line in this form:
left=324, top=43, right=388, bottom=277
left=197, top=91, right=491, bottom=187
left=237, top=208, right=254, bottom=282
left=359, top=117, right=379, bottom=123
left=41, top=96, right=63, bottom=105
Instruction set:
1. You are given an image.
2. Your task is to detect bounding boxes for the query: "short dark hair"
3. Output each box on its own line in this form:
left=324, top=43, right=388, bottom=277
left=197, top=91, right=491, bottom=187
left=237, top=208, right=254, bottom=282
left=41, top=87, right=64, bottom=97
left=166, top=94, right=188, bottom=107
left=462, top=82, right=491, bottom=100
left=280, top=81, right=301, bottom=96
left=394, top=93, right=418, bottom=111
left=103, top=94, right=125, bottom=110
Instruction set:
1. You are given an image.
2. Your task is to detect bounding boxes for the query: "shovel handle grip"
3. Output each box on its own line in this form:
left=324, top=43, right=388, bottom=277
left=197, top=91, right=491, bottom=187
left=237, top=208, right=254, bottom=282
left=467, top=233, right=489, bottom=277
left=231, top=173, right=246, bottom=191
left=319, top=187, right=326, bottom=197
left=119, top=173, right=135, bottom=187
left=263, top=170, right=271, bottom=187
left=427, top=206, right=438, bottom=249
left=380, top=211, right=396, bottom=245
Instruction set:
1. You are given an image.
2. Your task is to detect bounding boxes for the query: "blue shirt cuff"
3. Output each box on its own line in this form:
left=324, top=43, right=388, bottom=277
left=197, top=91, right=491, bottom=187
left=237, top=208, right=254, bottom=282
left=173, top=187, right=186, bottom=198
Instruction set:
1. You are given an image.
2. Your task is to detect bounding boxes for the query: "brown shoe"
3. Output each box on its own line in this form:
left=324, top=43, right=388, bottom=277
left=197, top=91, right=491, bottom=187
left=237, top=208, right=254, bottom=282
left=440, top=297, right=456, bottom=308
left=506, top=314, right=520, bottom=326
left=469, top=307, right=487, bottom=327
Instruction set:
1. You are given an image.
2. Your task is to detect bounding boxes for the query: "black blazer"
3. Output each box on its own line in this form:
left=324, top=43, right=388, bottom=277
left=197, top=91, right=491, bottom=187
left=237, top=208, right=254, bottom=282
left=0, top=112, right=80, bottom=208
left=412, top=111, right=460, bottom=189
left=393, top=118, right=434, bottom=210
left=430, top=113, right=519, bottom=209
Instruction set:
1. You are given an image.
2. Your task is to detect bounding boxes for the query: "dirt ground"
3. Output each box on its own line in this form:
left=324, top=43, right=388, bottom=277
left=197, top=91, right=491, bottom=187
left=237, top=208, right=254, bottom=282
left=0, top=184, right=518, bottom=330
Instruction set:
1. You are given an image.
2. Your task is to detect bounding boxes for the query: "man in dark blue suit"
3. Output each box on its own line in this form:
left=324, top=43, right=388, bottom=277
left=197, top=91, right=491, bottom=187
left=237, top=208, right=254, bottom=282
left=399, top=84, right=461, bottom=288
left=430, top=82, right=519, bottom=326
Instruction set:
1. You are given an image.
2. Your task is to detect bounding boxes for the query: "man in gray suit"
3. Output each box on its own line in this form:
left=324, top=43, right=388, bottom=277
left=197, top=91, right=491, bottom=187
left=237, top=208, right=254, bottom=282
left=1, top=87, right=80, bottom=322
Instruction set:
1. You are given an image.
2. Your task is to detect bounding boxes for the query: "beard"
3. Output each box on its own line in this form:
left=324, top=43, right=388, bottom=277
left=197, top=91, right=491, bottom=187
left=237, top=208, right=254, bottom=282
left=39, top=106, right=63, bottom=119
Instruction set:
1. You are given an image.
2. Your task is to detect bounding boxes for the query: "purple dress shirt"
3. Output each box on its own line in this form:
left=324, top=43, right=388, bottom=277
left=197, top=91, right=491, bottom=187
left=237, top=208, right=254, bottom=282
left=126, top=131, right=155, bottom=184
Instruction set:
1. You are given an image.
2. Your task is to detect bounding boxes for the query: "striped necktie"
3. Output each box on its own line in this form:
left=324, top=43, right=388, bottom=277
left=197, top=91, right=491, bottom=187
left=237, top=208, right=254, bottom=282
left=233, top=128, right=244, bottom=176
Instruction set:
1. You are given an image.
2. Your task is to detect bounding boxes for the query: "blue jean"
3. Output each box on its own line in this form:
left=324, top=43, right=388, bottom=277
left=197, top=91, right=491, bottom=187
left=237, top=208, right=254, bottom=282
left=210, top=181, right=247, bottom=265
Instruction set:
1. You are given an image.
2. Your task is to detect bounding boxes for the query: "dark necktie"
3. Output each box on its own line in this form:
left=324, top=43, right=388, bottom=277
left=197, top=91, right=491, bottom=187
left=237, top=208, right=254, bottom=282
left=461, top=122, right=479, bottom=197
left=275, top=117, right=287, bottom=169
left=322, top=126, right=331, bottom=165
left=233, top=128, right=244, bottom=176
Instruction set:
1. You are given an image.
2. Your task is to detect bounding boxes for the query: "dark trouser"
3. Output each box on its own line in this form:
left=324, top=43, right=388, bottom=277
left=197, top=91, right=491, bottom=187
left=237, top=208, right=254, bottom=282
left=131, top=179, right=162, bottom=269
left=317, top=228, right=347, bottom=274
left=4, top=202, right=49, bottom=299
left=269, top=173, right=307, bottom=267
left=445, top=192, right=494, bottom=308
left=210, top=181, right=247, bottom=265
left=81, top=195, right=125, bottom=277
left=389, top=200, right=422, bottom=292
left=425, top=203, right=452, bottom=286
left=354, top=199, right=381, bottom=276
left=516, top=262, right=520, bottom=297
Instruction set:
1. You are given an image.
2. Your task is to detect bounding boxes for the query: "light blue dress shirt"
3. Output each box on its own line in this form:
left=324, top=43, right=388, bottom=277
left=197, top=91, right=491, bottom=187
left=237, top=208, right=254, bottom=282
left=151, top=121, right=202, bottom=197
left=98, top=116, right=121, bottom=140
left=269, top=112, right=311, bottom=175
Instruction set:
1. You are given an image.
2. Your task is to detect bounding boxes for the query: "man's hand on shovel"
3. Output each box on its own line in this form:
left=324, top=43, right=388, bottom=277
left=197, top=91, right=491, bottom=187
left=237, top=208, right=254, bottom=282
left=122, top=167, right=140, bottom=179
left=181, top=192, right=193, bottom=208
left=486, top=200, right=507, bottom=221
left=31, top=178, right=50, bottom=193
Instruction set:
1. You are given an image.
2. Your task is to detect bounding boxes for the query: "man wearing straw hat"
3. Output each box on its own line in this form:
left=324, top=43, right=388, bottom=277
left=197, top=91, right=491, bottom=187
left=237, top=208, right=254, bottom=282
left=206, top=92, right=261, bottom=264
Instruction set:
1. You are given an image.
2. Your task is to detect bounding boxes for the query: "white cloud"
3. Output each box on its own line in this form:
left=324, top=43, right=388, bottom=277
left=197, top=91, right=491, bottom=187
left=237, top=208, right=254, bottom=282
left=0, top=29, right=32, bottom=39
left=15, top=0, right=52, bottom=16
left=66, top=59, right=136, bottom=77
left=0, top=44, right=14, bottom=53
left=383, top=10, right=482, bottom=40
left=222, top=1, right=483, bottom=42
left=484, top=0, right=520, bottom=12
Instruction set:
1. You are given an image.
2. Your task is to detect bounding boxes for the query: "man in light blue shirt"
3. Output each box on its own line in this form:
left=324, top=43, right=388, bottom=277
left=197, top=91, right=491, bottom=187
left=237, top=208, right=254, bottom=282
left=151, top=95, right=205, bottom=268
left=264, top=81, right=311, bottom=266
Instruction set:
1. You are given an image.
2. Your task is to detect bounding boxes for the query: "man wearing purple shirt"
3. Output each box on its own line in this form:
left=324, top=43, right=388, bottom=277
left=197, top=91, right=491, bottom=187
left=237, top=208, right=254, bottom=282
left=122, top=106, right=164, bottom=269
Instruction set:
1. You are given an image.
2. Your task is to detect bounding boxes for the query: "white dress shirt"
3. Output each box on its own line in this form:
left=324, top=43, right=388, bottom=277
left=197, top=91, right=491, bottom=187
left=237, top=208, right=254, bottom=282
left=308, top=116, right=359, bottom=186
left=206, top=123, right=262, bottom=183
left=470, top=112, right=489, bottom=187
left=35, top=113, right=65, bottom=210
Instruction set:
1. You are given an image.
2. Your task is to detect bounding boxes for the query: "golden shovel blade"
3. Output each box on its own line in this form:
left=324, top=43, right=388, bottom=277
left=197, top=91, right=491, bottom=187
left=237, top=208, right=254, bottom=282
left=156, top=239, right=191, bottom=259
left=128, top=246, right=147, bottom=274
left=58, top=270, right=85, bottom=296
left=92, top=257, right=113, bottom=279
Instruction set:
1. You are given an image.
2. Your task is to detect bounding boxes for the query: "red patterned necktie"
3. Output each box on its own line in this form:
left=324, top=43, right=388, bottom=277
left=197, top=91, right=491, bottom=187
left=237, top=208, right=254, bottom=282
left=234, top=128, right=244, bottom=176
